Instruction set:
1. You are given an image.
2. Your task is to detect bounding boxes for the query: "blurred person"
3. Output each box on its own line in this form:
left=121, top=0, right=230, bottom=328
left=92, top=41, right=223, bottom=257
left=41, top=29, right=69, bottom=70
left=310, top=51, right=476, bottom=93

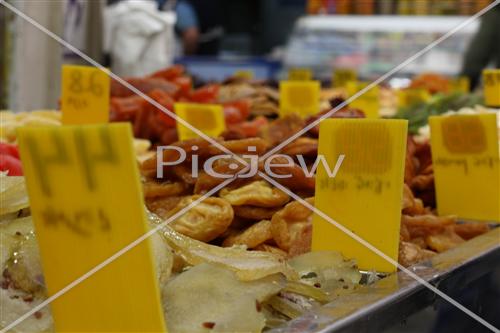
left=160, top=0, right=223, bottom=55
left=461, top=3, right=500, bottom=90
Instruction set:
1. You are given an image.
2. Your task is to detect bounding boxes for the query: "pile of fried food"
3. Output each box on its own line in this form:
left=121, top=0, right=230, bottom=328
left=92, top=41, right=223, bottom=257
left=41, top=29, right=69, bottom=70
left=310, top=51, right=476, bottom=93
left=0, top=174, right=362, bottom=333
left=141, top=111, right=490, bottom=269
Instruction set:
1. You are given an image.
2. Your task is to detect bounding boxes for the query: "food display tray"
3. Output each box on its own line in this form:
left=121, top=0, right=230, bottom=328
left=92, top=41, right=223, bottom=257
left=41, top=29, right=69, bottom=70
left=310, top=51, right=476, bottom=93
left=270, top=226, right=500, bottom=333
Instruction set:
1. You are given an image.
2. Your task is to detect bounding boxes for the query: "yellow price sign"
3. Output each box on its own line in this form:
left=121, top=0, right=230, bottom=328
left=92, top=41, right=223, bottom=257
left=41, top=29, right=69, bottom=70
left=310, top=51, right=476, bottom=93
left=332, top=68, right=357, bottom=88
left=280, top=80, right=320, bottom=117
left=429, top=114, right=499, bottom=221
left=450, top=76, right=470, bottom=94
left=346, top=81, right=380, bottom=118
left=483, top=69, right=500, bottom=107
left=397, top=88, right=431, bottom=107
left=234, top=70, right=254, bottom=80
left=61, top=65, right=110, bottom=124
left=313, top=119, right=408, bottom=273
left=175, top=102, right=226, bottom=140
left=288, top=68, right=312, bottom=81
left=17, top=124, right=167, bottom=332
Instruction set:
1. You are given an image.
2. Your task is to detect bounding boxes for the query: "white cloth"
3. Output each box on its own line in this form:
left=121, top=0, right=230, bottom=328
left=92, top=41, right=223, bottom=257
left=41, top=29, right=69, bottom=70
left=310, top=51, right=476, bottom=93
left=104, top=0, right=176, bottom=77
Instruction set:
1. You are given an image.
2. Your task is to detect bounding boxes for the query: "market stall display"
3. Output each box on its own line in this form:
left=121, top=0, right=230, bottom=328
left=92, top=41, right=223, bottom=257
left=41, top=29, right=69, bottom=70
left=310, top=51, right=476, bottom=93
left=0, top=61, right=498, bottom=333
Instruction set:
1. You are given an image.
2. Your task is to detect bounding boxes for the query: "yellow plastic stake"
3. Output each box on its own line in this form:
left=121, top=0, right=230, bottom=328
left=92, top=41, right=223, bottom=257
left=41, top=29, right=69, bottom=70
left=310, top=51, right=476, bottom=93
left=280, top=80, right=320, bottom=117
left=17, top=123, right=167, bottom=332
left=429, top=114, right=499, bottom=221
left=288, top=68, right=312, bottom=81
left=450, top=76, right=470, bottom=94
left=483, top=69, right=500, bottom=107
left=175, top=102, right=226, bottom=140
left=332, top=68, right=357, bottom=88
left=346, top=81, right=380, bottom=118
left=234, top=70, right=254, bottom=80
left=313, top=119, right=408, bottom=273
left=61, top=65, right=110, bottom=124
left=397, top=88, right=431, bottom=107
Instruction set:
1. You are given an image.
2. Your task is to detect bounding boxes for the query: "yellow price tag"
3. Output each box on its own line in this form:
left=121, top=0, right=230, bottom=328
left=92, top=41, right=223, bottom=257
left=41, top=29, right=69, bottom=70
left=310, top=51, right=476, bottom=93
left=234, top=70, right=254, bottom=80
left=61, top=65, right=110, bottom=124
left=332, top=68, right=357, bottom=88
left=429, top=114, right=499, bottom=221
left=346, top=81, right=380, bottom=118
left=288, top=68, right=312, bottom=81
left=175, top=102, right=226, bottom=140
left=17, top=124, right=167, bottom=332
left=450, top=76, right=470, bottom=94
left=280, top=80, right=320, bottom=117
left=397, top=88, right=431, bottom=107
left=483, top=69, right=500, bottom=107
left=313, top=119, right=408, bottom=273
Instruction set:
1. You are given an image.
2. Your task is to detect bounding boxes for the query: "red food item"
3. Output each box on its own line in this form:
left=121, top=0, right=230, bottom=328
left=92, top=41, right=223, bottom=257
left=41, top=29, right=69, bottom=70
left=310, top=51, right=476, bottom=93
left=150, top=64, right=185, bottom=81
left=110, top=77, right=179, bottom=98
left=224, top=106, right=244, bottom=124
left=0, top=154, right=23, bottom=176
left=142, top=89, right=176, bottom=128
left=227, top=116, right=268, bottom=138
left=223, top=99, right=251, bottom=124
left=189, top=84, right=219, bottom=104
left=172, top=76, right=193, bottom=98
left=0, top=143, right=20, bottom=159
left=109, top=95, right=143, bottom=122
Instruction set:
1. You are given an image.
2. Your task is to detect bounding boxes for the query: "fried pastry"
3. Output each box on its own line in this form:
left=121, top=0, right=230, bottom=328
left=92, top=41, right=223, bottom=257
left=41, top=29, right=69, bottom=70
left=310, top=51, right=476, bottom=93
left=220, top=181, right=290, bottom=207
left=425, top=227, right=465, bottom=253
left=167, top=195, right=234, bottom=242
left=143, top=180, right=189, bottom=199
left=280, top=138, right=318, bottom=157
left=271, top=198, right=314, bottom=256
left=452, top=223, right=490, bottom=240
left=146, top=196, right=184, bottom=219
left=233, top=205, right=282, bottom=220
left=398, top=241, right=436, bottom=267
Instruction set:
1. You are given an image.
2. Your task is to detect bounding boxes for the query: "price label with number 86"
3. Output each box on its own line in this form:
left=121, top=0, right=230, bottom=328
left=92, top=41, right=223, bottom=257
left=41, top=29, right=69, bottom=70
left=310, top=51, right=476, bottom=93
left=61, top=65, right=110, bottom=125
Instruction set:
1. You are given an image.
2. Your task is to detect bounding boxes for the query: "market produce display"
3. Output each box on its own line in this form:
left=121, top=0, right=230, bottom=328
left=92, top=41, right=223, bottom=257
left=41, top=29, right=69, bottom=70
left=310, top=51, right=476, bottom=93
left=0, top=64, right=497, bottom=333
left=110, top=65, right=285, bottom=145
left=0, top=175, right=361, bottom=332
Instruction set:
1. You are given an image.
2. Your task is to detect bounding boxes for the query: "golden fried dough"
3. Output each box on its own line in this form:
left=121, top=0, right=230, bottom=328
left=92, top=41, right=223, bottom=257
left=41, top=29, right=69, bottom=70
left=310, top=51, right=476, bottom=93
left=146, top=196, right=184, bottom=219
left=425, top=227, right=465, bottom=253
left=222, top=220, right=273, bottom=249
left=220, top=180, right=290, bottom=207
left=403, top=198, right=426, bottom=216
left=259, top=114, right=305, bottom=147
left=194, top=158, right=248, bottom=194
left=410, top=174, right=434, bottom=191
left=260, top=156, right=316, bottom=191
left=171, top=163, right=197, bottom=184
left=401, top=214, right=456, bottom=229
left=168, top=195, right=234, bottom=242
left=281, top=138, right=318, bottom=157
left=143, top=180, right=189, bottom=199
left=271, top=198, right=314, bottom=256
left=452, top=223, right=490, bottom=240
left=398, top=241, right=436, bottom=267
left=402, top=184, right=415, bottom=210
left=233, top=205, right=281, bottom=220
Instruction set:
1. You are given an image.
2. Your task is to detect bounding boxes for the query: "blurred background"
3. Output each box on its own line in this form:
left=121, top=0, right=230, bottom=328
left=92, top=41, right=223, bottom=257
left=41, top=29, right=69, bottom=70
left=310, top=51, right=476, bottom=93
left=1, top=0, right=496, bottom=111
